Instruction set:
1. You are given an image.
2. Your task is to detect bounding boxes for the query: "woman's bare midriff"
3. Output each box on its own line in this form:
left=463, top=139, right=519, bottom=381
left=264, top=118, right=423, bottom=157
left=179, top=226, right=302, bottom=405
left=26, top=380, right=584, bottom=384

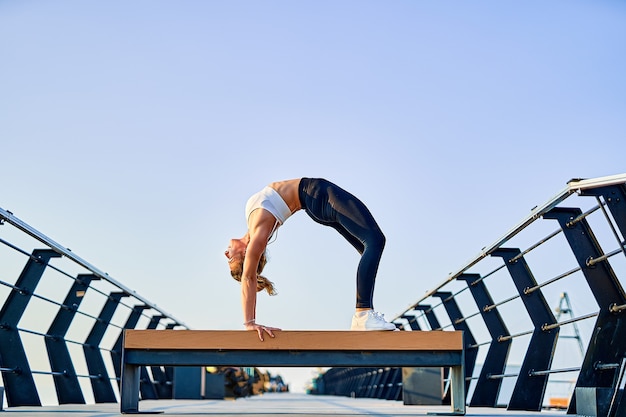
left=268, top=178, right=302, bottom=214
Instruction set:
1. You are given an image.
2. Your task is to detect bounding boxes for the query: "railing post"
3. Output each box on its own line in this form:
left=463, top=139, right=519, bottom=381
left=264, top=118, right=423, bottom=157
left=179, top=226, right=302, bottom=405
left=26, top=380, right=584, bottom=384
left=377, top=368, right=394, bottom=399
left=491, top=248, right=558, bottom=412
left=355, top=369, right=368, bottom=397
left=400, top=314, right=421, bottom=330
left=457, top=273, right=511, bottom=407
left=580, top=184, right=626, bottom=241
left=0, top=248, right=60, bottom=407
left=83, top=291, right=128, bottom=403
left=544, top=207, right=626, bottom=415
left=384, top=367, right=402, bottom=400
left=413, top=305, right=441, bottom=330
left=367, top=368, right=384, bottom=398
left=45, top=273, right=98, bottom=404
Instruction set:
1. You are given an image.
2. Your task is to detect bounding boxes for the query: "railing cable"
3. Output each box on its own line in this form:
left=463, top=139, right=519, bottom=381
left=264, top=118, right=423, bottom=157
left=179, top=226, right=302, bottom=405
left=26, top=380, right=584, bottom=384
left=498, top=329, right=533, bottom=342
left=484, top=293, right=520, bottom=312
left=487, top=373, right=518, bottom=380
left=541, top=311, right=598, bottom=331
left=586, top=247, right=624, bottom=267
left=509, top=228, right=563, bottom=264
left=565, top=203, right=602, bottom=228
left=466, top=264, right=506, bottom=286
left=529, top=367, right=581, bottom=377
left=0, top=276, right=124, bottom=331
left=524, top=266, right=581, bottom=295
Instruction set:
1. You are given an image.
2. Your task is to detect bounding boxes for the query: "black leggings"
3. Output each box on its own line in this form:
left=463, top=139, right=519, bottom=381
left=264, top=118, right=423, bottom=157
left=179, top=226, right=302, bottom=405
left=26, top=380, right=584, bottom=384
left=298, top=178, right=385, bottom=309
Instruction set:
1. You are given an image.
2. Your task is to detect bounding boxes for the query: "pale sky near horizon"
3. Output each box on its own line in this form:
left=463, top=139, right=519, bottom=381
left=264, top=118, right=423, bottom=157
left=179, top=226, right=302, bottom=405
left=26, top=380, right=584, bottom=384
left=1, top=0, right=625, bottom=398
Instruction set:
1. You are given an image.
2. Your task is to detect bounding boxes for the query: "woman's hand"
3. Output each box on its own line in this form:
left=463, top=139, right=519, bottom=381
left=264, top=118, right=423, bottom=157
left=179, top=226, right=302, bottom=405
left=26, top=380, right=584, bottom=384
left=245, top=322, right=281, bottom=341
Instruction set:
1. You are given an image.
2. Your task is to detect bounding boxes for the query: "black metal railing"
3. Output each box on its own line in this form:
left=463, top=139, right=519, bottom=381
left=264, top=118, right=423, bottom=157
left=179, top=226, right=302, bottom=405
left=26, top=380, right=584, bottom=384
left=314, top=173, right=626, bottom=416
left=0, top=207, right=188, bottom=407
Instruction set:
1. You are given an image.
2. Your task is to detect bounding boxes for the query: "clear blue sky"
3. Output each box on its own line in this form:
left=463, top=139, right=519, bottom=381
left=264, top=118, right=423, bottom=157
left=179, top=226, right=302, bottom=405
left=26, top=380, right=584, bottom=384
left=1, top=0, right=625, bottom=395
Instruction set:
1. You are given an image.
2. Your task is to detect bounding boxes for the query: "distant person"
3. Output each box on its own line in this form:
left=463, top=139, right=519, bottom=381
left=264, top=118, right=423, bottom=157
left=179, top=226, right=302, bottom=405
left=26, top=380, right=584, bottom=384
left=225, top=178, right=396, bottom=341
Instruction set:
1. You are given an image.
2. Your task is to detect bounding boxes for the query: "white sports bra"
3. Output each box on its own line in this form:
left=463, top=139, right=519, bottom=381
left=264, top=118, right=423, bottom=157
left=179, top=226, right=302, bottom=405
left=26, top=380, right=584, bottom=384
left=245, top=186, right=293, bottom=241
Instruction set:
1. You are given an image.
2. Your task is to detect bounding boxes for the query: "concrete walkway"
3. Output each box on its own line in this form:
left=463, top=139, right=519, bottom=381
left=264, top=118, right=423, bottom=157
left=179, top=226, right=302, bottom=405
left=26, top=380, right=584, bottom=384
left=1, top=393, right=568, bottom=417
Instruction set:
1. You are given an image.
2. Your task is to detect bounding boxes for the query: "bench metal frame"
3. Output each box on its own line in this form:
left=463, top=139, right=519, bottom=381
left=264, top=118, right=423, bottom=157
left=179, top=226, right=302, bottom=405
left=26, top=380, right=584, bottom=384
left=120, top=330, right=465, bottom=415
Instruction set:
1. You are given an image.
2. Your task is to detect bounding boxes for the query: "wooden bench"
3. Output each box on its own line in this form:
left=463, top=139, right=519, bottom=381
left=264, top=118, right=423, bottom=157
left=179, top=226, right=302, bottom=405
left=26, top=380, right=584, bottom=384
left=120, top=330, right=465, bottom=415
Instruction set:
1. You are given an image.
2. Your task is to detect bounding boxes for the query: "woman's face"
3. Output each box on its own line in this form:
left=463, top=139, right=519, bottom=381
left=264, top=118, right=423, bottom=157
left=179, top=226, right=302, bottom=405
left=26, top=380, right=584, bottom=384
left=225, top=239, right=246, bottom=271
left=224, top=239, right=243, bottom=259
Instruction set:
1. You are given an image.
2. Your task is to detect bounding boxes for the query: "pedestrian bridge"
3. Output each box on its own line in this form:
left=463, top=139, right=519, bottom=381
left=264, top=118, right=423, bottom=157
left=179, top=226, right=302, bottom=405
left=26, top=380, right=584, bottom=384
left=0, top=392, right=567, bottom=416
left=1, top=173, right=626, bottom=416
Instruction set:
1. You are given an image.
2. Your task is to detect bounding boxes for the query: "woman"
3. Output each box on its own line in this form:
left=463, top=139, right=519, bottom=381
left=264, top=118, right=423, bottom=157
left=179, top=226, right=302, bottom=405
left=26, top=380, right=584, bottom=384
left=225, top=178, right=396, bottom=341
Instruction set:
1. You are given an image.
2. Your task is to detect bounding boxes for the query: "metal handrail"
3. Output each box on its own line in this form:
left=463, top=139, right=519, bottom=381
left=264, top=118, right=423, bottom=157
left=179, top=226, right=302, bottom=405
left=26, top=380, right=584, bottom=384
left=0, top=207, right=188, bottom=329
left=395, top=172, right=626, bottom=320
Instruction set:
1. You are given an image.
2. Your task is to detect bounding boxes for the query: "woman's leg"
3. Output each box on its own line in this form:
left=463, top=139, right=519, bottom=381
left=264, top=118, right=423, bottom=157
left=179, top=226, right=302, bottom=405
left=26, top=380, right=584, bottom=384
left=299, top=178, right=386, bottom=308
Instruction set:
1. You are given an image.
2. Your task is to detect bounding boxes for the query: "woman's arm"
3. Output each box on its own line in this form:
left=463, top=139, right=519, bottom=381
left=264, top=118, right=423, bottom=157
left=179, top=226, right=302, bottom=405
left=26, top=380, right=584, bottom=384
left=240, top=237, right=263, bottom=325
left=240, top=213, right=281, bottom=340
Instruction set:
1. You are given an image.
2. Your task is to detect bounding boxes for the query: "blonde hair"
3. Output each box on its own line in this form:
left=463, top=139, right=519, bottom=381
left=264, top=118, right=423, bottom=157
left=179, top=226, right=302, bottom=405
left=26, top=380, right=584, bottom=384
left=229, top=252, right=277, bottom=296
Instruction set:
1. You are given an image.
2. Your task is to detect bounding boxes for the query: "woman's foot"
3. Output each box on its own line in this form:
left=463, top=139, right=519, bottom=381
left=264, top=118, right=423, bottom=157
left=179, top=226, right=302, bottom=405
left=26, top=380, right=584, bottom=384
left=351, top=310, right=397, bottom=330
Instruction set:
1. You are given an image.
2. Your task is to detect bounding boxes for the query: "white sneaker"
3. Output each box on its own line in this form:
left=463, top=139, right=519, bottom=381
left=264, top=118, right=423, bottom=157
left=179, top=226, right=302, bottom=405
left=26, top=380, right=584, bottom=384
left=351, top=310, right=397, bottom=331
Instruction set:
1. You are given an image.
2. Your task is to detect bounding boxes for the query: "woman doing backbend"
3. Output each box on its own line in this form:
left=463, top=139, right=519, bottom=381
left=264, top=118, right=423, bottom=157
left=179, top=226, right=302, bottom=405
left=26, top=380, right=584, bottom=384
left=225, top=178, right=396, bottom=341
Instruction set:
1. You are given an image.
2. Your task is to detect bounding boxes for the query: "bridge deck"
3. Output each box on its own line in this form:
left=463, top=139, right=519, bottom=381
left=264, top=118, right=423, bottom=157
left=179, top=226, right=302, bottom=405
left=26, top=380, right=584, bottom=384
left=0, top=393, right=567, bottom=416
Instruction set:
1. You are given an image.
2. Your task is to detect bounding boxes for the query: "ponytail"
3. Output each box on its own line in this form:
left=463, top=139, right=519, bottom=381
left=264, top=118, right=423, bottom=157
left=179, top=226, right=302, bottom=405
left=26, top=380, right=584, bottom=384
left=256, top=275, right=277, bottom=296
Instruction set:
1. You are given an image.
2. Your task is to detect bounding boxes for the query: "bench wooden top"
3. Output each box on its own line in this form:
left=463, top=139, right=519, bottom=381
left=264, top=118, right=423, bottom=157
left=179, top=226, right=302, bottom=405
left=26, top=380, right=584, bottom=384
left=124, top=330, right=463, bottom=351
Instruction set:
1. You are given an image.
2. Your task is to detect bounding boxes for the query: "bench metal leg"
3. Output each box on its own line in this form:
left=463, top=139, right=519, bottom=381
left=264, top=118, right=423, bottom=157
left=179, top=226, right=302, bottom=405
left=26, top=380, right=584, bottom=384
left=449, top=364, right=466, bottom=415
left=121, top=362, right=140, bottom=413
left=427, top=364, right=466, bottom=416
left=121, top=362, right=164, bottom=414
